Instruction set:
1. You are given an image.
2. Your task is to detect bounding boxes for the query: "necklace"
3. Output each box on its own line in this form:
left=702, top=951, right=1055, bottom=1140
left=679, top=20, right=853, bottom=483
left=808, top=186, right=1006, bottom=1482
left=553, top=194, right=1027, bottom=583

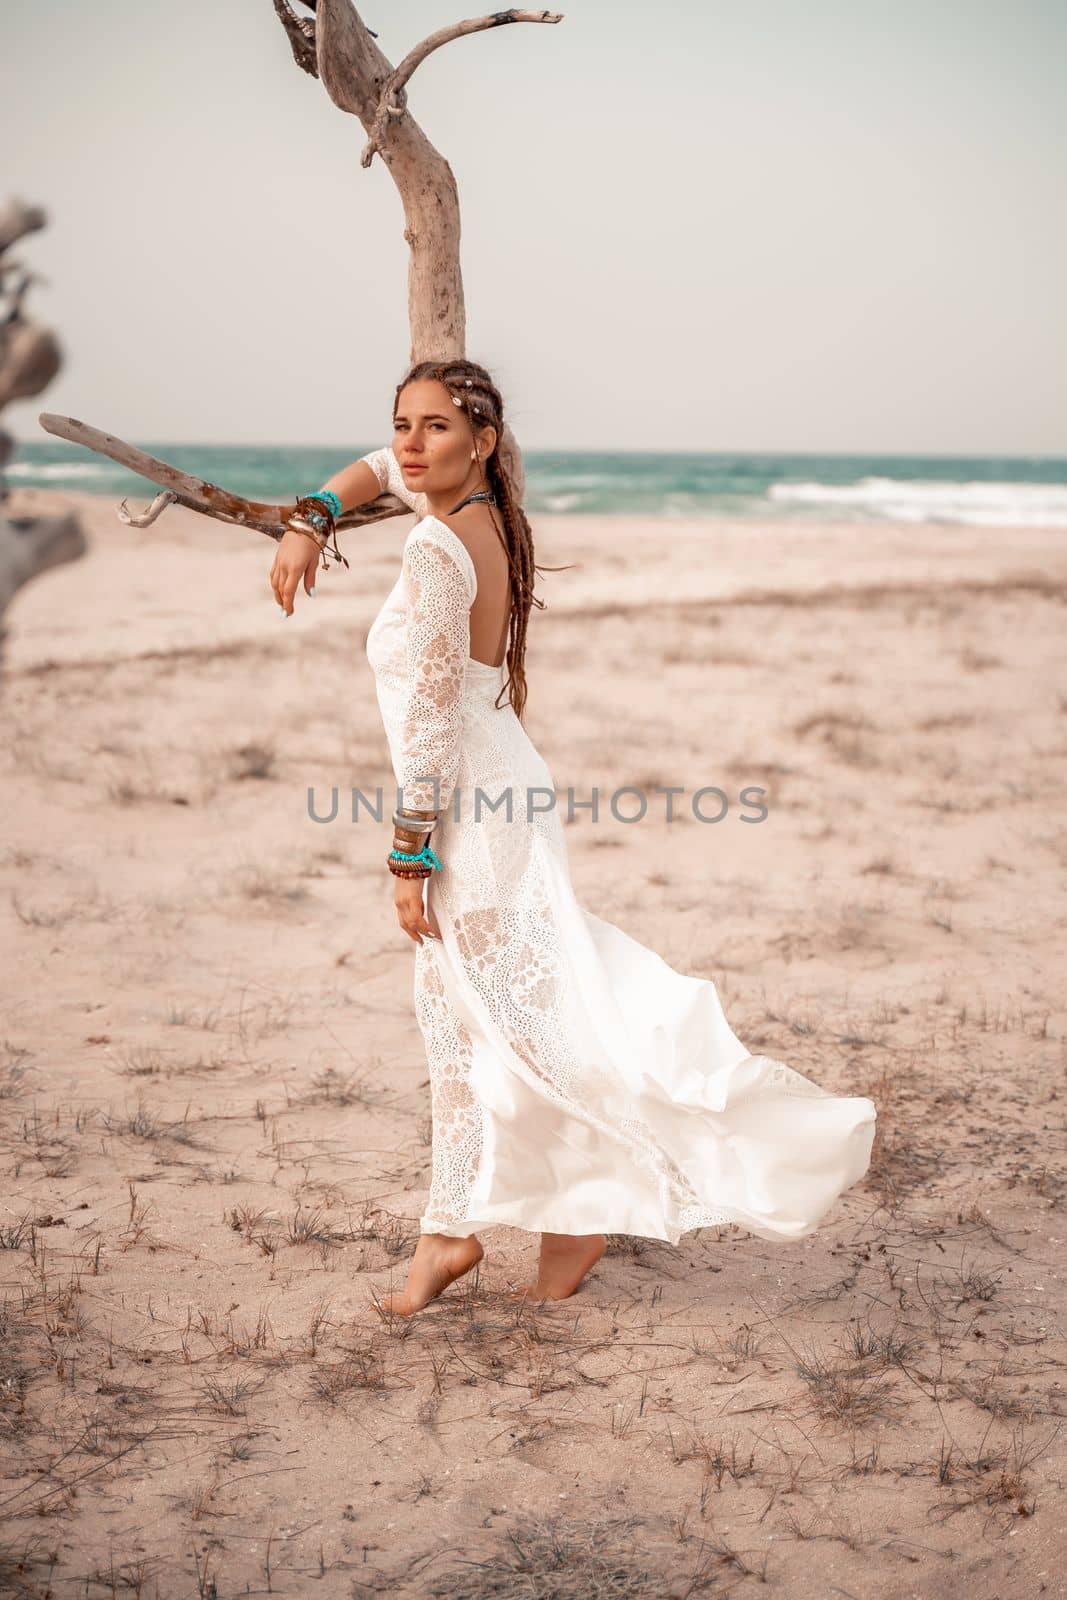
left=447, top=489, right=497, bottom=514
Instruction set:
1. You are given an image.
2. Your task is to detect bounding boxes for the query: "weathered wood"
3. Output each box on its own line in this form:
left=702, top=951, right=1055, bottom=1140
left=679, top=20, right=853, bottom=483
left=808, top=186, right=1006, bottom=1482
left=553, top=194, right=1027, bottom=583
left=34, top=4, right=566, bottom=532
left=0, top=322, right=61, bottom=409
left=354, top=9, right=563, bottom=171
left=38, top=411, right=411, bottom=539
left=306, top=2, right=562, bottom=504
left=0, top=196, right=47, bottom=255
left=0, top=494, right=86, bottom=622
left=1, top=199, right=87, bottom=666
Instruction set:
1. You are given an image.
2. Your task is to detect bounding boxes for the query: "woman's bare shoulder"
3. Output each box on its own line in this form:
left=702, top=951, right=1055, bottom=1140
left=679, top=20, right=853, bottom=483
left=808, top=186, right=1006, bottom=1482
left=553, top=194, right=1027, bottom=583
left=429, top=502, right=504, bottom=569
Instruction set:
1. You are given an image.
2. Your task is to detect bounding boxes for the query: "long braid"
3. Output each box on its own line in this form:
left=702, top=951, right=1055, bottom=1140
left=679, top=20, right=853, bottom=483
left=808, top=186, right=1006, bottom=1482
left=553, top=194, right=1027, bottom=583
left=392, top=358, right=574, bottom=724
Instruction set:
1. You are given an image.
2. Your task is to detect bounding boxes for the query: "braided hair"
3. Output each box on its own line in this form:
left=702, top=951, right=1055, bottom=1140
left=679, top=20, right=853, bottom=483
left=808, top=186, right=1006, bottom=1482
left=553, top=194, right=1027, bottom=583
left=392, top=358, right=573, bottom=723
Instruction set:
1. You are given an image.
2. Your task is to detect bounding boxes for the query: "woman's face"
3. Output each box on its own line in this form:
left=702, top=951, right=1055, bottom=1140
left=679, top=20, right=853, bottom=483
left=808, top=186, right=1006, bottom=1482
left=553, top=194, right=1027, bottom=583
left=392, top=379, right=494, bottom=492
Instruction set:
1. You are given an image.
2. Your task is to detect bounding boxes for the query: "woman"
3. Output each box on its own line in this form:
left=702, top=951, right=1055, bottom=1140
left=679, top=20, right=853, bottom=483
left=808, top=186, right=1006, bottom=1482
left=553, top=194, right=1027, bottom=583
left=269, top=358, right=877, bottom=1317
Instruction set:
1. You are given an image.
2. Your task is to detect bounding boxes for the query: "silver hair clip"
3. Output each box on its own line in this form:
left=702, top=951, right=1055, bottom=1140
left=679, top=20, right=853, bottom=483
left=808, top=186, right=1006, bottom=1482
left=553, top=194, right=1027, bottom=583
left=465, top=378, right=472, bottom=387
left=451, top=394, right=462, bottom=407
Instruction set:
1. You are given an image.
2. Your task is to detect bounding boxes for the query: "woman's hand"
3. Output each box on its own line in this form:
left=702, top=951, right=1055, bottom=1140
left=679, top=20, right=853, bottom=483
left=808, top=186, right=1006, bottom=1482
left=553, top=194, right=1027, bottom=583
left=270, top=527, right=321, bottom=615
left=394, top=875, right=442, bottom=945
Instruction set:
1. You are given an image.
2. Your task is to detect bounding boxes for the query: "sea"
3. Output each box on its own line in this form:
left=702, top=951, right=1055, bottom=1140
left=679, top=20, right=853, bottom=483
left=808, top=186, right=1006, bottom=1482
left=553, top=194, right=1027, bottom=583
left=8, top=440, right=1067, bottom=528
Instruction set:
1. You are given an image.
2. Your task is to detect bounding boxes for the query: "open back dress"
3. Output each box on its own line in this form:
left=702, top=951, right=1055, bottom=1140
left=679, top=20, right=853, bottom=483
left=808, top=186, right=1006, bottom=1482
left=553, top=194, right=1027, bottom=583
left=360, top=445, right=877, bottom=1244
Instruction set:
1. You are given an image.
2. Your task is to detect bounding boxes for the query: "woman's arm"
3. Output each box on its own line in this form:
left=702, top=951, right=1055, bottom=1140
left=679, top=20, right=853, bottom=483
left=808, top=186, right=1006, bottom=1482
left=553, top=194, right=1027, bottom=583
left=269, top=446, right=419, bottom=615
left=316, top=457, right=386, bottom=516
left=396, top=528, right=474, bottom=817
left=390, top=527, right=474, bottom=946
left=351, top=446, right=425, bottom=513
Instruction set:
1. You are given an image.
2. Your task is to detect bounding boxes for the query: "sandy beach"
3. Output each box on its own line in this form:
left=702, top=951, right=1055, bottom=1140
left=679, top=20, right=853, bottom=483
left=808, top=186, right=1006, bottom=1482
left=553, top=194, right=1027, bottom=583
left=1, top=487, right=1064, bottom=1597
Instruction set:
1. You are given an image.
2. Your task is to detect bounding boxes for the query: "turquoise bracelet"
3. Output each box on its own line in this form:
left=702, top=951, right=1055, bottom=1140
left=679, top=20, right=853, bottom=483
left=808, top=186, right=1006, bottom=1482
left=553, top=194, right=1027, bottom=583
left=389, top=843, right=442, bottom=872
left=305, top=489, right=342, bottom=519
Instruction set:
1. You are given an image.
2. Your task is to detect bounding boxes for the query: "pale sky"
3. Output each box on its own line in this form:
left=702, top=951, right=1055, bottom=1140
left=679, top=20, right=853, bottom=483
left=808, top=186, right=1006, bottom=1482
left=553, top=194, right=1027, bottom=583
left=4, top=1, right=1065, bottom=454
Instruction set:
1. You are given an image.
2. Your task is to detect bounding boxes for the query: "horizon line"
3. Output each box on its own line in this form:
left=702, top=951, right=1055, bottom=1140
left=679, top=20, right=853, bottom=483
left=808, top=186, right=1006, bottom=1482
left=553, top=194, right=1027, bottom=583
left=10, top=435, right=1067, bottom=465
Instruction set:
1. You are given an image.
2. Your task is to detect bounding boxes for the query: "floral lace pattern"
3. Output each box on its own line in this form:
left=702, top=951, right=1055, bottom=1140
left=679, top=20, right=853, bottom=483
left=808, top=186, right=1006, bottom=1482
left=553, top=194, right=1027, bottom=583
left=397, top=534, right=473, bottom=814
left=412, top=942, right=483, bottom=1231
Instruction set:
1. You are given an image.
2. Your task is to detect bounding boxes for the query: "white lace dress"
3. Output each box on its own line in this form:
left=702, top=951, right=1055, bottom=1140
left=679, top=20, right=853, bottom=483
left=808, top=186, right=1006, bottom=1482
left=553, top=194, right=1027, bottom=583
left=361, top=445, right=877, bottom=1245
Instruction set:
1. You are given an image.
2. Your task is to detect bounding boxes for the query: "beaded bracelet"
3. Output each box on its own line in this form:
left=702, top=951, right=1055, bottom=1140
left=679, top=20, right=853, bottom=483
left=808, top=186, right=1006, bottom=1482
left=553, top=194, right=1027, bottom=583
left=286, top=493, right=350, bottom=572
left=306, top=489, right=342, bottom=519
left=388, top=842, right=442, bottom=878
left=391, top=838, right=428, bottom=864
left=292, top=497, right=334, bottom=545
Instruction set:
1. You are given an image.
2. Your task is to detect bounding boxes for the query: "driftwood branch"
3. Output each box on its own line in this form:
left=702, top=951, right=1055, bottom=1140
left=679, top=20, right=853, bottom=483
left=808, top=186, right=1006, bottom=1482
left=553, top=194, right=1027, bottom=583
left=0, top=498, right=85, bottom=626
left=272, top=0, right=379, bottom=78
left=33, top=5, right=565, bottom=544
left=303, top=1, right=564, bottom=503
left=0, top=321, right=61, bottom=409
left=0, top=198, right=87, bottom=669
left=272, top=0, right=319, bottom=76
left=38, top=412, right=412, bottom=539
left=0, top=197, right=47, bottom=256
left=360, top=11, right=563, bottom=170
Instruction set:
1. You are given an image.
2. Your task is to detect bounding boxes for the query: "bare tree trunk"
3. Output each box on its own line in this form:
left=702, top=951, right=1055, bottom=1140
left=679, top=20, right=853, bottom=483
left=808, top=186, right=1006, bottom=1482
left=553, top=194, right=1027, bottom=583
left=0, top=197, right=87, bottom=667
left=38, top=4, right=563, bottom=537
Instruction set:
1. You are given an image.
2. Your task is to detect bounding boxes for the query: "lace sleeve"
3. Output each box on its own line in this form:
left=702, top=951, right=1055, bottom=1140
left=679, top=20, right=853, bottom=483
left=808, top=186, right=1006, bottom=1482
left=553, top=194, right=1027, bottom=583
left=358, top=445, right=425, bottom=513
left=398, top=530, right=475, bottom=815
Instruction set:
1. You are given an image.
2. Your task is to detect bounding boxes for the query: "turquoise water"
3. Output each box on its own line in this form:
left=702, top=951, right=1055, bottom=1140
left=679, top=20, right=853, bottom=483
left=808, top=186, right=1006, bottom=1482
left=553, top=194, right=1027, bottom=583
left=9, top=439, right=1067, bottom=527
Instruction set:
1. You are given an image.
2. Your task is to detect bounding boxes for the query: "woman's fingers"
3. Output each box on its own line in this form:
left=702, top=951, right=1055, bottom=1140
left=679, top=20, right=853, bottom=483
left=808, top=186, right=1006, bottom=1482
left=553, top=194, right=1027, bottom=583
left=399, top=912, right=438, bottom=944
left=270, top=530, right=321, bottom=614
left=269, top=554, right=295, bottom=611
left=394, top=879, right=443, bottom=945
left=276, top=562, right=305, bottom=615
left=302, top=549, right=319, bottom=597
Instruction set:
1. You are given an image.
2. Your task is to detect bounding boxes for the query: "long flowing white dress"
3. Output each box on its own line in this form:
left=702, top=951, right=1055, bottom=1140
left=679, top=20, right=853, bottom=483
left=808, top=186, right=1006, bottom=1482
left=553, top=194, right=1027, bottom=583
left=361, top=446, right=877, bottom=1246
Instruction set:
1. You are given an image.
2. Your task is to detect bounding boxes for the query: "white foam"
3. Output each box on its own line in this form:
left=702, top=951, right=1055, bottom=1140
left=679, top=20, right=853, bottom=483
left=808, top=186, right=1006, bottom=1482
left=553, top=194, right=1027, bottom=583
left=769, top=476, right=1067, bottom=528
left=7, top=461, right=113, bottom=481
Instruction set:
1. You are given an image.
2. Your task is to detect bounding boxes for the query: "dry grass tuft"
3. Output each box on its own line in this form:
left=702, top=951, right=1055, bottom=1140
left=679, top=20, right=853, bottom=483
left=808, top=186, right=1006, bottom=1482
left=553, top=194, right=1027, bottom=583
left=794, top=1340, right=906, bottom=1429
left=415, top=1511, right=728, bottom=1599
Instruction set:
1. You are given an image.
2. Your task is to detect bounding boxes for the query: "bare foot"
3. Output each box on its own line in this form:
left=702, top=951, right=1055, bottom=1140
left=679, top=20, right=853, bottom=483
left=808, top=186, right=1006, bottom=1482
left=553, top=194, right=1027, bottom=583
left=508, top=1232, right=606, bottom=1302
left=370, top=1232, right=483, bottom=1317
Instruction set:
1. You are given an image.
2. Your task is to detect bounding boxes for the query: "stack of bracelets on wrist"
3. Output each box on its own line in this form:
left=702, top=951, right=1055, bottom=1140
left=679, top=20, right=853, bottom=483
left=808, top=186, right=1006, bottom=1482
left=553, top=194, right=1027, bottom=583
left=388, top=808, right=443, bottom=878
left=287, top=489, right=350, bottom=572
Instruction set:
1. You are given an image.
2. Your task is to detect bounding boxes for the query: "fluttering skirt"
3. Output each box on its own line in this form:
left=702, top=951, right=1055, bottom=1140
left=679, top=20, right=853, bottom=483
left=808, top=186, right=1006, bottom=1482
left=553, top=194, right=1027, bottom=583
left=409, top=661, right=877, bottom=1246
